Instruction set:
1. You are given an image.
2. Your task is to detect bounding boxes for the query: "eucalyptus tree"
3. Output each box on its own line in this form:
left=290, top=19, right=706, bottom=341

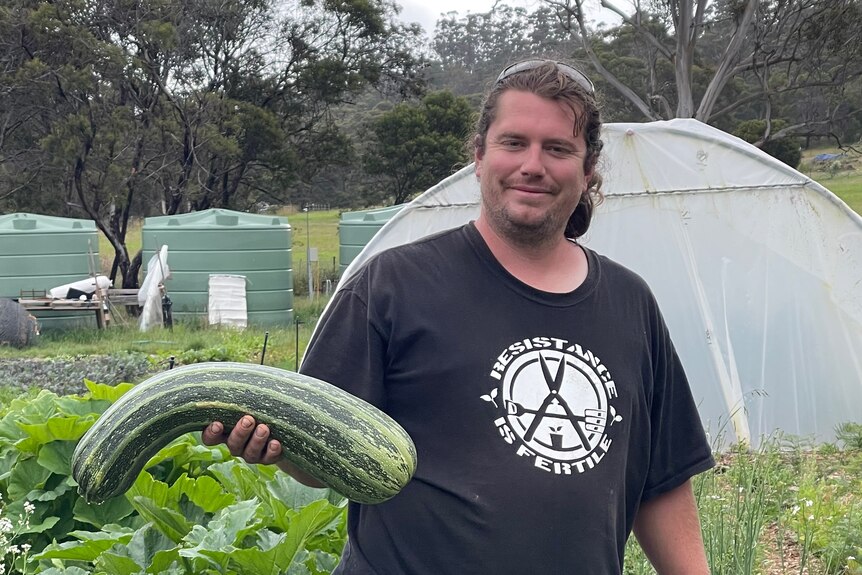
left=0, top=0, right=424, bottom=287
left=431, top=5, right=536, bottom=95
left=546, top=0, right=862, bottom=144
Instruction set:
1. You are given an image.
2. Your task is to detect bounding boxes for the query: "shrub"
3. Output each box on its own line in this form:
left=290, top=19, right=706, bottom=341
left=733, top=119, right=803, bottom=168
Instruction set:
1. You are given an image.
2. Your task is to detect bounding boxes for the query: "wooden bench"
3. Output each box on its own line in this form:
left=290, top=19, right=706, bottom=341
left=16, top=288, right=140, bottom=329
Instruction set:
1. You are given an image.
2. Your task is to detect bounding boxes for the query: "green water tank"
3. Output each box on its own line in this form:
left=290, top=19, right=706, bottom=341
left=339, top=205, right=405, bottom=274
left=0, top=213, right=100, bottom=330
left=142, top=209, right=293, bottom=326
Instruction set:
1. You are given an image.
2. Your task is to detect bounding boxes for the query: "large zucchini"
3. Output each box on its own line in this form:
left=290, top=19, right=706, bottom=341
left=72, top=362, right=417, bottom=505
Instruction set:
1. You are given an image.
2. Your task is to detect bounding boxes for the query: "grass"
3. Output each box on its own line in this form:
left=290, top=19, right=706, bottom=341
left=277, top=206, right=342, bottom=273
left=800, top=145, right=862, bottom=215
left=813, top=174, right=862, bottom=214
left=0, top=296, right=330, bottom=371
left=624, top=436, right=862, bottom=575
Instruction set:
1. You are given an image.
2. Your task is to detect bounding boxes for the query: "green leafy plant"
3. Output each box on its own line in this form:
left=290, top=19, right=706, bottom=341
left=836, top=422, right=862, bottom=450
left=0, top=380, right=347, bottom=574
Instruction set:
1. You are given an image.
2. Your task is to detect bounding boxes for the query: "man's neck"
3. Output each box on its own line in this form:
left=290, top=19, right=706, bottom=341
left=474, top=218, right=588, bottom=294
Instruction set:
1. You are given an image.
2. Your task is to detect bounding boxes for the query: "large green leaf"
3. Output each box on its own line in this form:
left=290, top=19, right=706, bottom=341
left=33, top=531, right=133, bottom=562
left=169, top=473, right=236, bottom=513
left=26, top=473, right=75, bottom=502
left=95, top=551, right=144, bottom=574
left=224, top=538, right=294, bottom=575
left=207, top=460, right=273, bottom=501
left=303, top=549, right=341, bottom=574
left=34, top=567, right=92, bottom=575
left=74, top=493, right=136, bottom=528
left=54, top=395, right=112, bottom=418
left=20, top=514, right=60, bottom=535
left=142, top=434, right=216, bottom=470
left=146, top=547, right=186, bottom=574
left=183, top=498, right=261, bottom=551
left=70, top=524, right=137, bottom=540
left=267, top=471, right=344, bottom=510
left=0, top=391, right=61, bottom=443
left=131, top=496, right=191, bottom=543
left=38, top=439, right=78, bottom=475
left=83, top=379, right=135, bottom=402
left=120, top=523, right=177, bottom=571
left=7, top=454, right=51, bottom=500
left=18, top=416, right=96, bottom=453
left=282, top=500, right=346, bottom=561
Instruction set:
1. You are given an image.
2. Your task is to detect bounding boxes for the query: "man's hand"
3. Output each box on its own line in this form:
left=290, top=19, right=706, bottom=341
left=201, top=416, right=326, bottom=488
left=201, top=415, right=282, bottom=465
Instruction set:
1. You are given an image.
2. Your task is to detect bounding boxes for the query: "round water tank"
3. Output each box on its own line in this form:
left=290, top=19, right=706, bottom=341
left=0, top=213, right=100, bottom=330
left=142, top=209, right=293, bottom=326
left=339, top=205, right=405, bottom=274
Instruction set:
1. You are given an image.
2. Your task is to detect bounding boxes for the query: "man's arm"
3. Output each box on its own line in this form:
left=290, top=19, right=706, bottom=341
left=632, top=479, right=710, bottom=575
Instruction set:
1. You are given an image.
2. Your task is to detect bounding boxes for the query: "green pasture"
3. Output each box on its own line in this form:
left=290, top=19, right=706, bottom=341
left=814, top=174, right=862, bottom=214
left=0, top=296, right=329, bottom=370
left=801, top=146, right=862, bottom=214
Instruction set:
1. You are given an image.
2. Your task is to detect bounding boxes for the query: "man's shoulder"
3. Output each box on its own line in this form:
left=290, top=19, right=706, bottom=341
left=589, top=248, right=652, bottom=292
left=362, top=224, right=472, bottom=269
left=341, top=224, right=473, bottom=288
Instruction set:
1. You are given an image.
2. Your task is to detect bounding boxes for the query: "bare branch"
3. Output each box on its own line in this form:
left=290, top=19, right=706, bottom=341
left=695, top=0, right=758, bottom=120
left=546, top=0, right=660, bottom=120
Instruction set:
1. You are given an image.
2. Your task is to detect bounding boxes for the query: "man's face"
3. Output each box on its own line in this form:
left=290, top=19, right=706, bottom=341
left=474, top=89, right=592, bottom=245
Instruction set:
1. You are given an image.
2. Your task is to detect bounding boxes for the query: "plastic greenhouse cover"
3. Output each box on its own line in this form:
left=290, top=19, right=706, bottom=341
left=316, top=119, right=862, bottom=447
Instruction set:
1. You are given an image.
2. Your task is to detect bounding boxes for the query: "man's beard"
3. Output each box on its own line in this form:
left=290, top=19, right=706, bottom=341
left=481, top=181, right=571, bottom=249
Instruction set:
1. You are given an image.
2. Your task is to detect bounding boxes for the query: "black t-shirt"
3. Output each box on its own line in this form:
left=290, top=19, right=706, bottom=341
left=301, top=223, right=714, bottom=575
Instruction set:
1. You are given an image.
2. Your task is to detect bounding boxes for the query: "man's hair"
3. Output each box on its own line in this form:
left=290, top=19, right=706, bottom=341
left=473, top=61, right=604, bottom=240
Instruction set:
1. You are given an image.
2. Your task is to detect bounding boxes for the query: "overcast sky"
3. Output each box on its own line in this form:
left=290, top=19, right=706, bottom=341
left=397, top=0, right=541, bottom=37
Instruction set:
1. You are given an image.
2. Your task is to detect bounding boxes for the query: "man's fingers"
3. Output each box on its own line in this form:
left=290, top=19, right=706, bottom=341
left=201, top=416, right=281, bottom=465
left=260, top=439, right=283, bottom=465
left=226, top=415, right=256, bottom=456
left=201, top=421, right=224, bottom=445
left=242, top=423, right=272, bottom=463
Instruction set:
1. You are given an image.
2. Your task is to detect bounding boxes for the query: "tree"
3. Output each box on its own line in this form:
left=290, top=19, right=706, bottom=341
left=0, top=0, right=425, bottom=288
left=431, top=5, right=536, bottom=95
left=547, top=0, right=862, bottom=144
left=364, top=91, right=474, bottom=205
left=733, top=119, right=802, bottom=167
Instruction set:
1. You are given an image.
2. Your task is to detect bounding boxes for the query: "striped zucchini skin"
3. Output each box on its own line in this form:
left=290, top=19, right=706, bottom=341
left=72, top=362, right=417, bottom=505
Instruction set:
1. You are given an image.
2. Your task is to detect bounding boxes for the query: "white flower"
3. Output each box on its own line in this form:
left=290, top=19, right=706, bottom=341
left=791, top=505, right=800, bottom=515
left=21, top=542, right=31, bottom=553
left=7, top=544, right=19, bottom=554
left=23, top=501, right=35, bottom=514
left=805, top=499, right=814, bottom=507
left=0, top=518, right=12, bottom=533
left=808, top=515, right=815, bottom=521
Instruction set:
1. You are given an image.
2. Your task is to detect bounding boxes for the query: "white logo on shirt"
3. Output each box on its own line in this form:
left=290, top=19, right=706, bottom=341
left=481, top=337, right=622, bottom=475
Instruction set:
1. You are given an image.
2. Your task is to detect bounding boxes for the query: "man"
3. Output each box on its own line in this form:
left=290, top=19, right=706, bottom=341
left=203, top=60, right=715, bottom=574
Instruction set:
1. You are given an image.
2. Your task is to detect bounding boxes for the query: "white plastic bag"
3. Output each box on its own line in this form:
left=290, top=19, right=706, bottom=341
left=139, top=246, right=170, bottom=331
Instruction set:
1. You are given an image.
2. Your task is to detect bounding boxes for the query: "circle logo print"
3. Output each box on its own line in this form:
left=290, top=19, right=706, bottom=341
left=482, top=338, right=622, bottom=475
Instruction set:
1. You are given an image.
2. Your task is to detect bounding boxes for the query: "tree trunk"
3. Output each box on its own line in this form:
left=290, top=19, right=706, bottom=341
left=695, top=0, right=758, bottom=121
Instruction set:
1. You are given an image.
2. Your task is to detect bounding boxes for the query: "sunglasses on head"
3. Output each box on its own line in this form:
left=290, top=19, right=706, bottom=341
left=495, top=60, right=595, bottom=95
